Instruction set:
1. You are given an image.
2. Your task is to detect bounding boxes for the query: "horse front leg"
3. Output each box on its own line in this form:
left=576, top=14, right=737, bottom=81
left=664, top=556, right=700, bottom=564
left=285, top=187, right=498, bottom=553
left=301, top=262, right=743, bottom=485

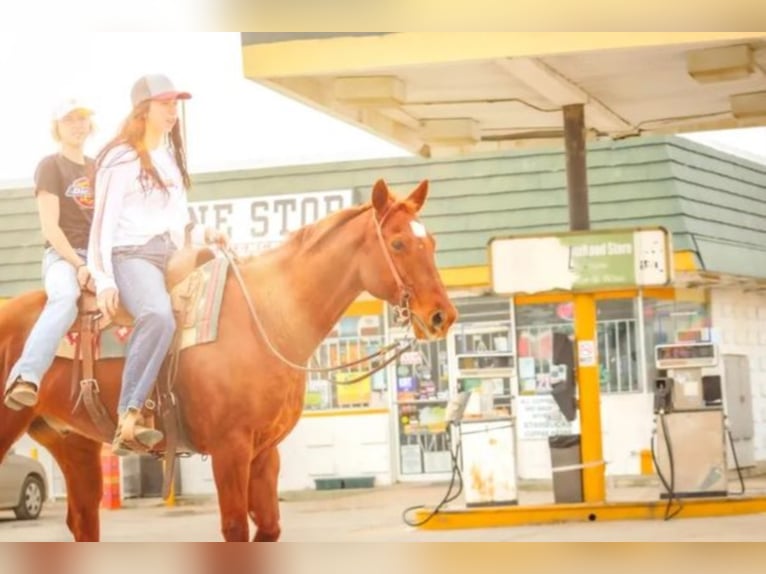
left=210, top=432, right=253, bottom=541
left=27, top=421, right=103, bottom=542
left=0, top=407, right=36, bottom=458
left=248, top=446, right=281, bottom=542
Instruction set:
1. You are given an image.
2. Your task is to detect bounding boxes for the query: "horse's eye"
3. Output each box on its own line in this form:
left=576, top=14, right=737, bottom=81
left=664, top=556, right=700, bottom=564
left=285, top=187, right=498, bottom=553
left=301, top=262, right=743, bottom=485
left=391, top=238, right=405, bottom=251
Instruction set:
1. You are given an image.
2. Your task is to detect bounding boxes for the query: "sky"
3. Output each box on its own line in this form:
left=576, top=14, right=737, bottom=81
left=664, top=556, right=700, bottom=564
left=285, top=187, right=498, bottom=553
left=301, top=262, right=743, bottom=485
left=0, top=32, right=409, bottom=187
left=0, top=32, right=764, bottom=188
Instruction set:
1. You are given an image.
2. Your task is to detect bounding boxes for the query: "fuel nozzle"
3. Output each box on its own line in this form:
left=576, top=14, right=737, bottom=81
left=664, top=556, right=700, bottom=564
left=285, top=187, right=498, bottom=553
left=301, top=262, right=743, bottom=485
left=653, top=376, right=673, bottom=413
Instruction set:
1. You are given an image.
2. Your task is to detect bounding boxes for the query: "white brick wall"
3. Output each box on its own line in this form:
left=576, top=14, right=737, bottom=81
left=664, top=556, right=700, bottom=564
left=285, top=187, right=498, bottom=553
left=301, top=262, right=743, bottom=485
left=711, top=288, right=766, bottom=461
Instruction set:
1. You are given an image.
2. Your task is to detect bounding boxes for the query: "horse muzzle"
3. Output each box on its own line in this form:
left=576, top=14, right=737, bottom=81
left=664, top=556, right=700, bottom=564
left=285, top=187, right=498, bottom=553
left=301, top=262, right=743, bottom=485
left=411, top=304, right=457, bottom=340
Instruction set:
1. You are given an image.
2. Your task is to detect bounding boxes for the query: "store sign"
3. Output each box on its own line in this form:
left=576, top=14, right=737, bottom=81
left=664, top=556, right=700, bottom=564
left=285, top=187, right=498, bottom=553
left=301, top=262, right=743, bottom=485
left=399, top=351, right=423, bottom=366
left=188, top=189, right=353, bottom=255
left=577, top=340, right=596, bottom=367
left=516, top=395, right=577, bottom=440
left=489, top=227, right=672, bottom=295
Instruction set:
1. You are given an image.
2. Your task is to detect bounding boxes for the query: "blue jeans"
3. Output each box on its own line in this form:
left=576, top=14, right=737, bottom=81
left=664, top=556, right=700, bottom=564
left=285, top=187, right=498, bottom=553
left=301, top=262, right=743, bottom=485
left=5, top=247, right=86, bottom=391
left=113, top=234, right=177, bottom=415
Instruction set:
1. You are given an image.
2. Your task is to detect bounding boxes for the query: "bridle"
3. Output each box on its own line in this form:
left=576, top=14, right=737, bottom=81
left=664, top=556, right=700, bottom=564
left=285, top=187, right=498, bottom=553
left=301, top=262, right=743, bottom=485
left=372, top=205, right=433, bottom=337
left=222, top=205, right=424, bottom=385
left=373, top=205, right=413, bottom=326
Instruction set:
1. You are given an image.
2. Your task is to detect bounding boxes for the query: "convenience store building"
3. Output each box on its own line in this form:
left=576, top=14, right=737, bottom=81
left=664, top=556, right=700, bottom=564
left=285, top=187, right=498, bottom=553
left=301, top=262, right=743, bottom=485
left=2, top=135, right=766, bottom=497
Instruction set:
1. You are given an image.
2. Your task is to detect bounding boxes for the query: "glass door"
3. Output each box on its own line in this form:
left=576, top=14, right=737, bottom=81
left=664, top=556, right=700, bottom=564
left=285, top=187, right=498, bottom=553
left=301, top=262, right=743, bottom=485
left=450, top=320, right=515, bottom=416
left=390, top=295, right=515, bottom=480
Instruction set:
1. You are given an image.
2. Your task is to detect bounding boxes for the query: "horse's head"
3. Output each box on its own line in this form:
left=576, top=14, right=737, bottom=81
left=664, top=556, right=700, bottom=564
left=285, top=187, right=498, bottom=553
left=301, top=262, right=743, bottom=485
left=361, top=179, right=458, bottom=340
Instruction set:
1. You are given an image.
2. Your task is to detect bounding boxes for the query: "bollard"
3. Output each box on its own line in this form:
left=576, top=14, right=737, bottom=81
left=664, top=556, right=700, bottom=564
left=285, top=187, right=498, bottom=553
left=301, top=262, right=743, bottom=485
left=164, top=458, right=176, bottom=507
left=100, top=445, right=121, bottom=510
left=640, top=448, right=654, bottom=475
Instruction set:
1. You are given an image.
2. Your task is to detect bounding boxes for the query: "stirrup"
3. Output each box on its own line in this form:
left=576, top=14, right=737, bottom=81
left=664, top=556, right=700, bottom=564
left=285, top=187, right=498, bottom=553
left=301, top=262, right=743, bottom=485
left=111, top=434, right=134, bottom=457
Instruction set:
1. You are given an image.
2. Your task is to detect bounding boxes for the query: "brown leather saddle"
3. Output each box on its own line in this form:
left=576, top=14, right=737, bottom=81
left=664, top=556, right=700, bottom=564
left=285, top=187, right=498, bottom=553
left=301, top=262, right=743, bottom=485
left=71, top=244, right=216, bottom=498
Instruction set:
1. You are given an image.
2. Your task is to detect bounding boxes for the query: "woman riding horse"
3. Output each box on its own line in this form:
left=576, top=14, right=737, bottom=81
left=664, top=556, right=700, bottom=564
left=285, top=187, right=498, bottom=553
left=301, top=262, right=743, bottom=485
left=87, top=74, right=228, bottom=455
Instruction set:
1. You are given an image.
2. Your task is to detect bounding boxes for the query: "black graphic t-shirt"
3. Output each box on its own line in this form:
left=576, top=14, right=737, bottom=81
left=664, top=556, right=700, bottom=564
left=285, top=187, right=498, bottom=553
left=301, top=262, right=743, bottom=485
left=33, top=153, right=95, bottom=250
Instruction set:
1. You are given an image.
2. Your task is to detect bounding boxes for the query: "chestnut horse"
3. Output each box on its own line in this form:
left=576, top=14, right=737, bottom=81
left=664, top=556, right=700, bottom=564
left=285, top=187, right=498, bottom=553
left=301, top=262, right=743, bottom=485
left=0, top=179, right=457, bottom=541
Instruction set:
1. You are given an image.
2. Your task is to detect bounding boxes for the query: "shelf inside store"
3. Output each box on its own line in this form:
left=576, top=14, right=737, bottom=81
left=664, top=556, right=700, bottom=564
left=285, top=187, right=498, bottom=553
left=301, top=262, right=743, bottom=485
left=457, top=367, right=513, bottom=379
left=397, top=398, right=449, bottom=405
left=453, top=323, right=512, bottom=335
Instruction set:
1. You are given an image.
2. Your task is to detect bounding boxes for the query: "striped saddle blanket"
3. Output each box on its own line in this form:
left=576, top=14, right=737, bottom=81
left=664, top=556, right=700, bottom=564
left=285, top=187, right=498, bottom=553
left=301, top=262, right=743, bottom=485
left=54, top=256, right=230, bottom=360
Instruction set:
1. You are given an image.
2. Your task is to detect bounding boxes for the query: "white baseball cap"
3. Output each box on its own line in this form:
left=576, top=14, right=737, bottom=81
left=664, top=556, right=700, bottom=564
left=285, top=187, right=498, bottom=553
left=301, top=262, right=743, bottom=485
left=52, top=98, right=94, bottom=121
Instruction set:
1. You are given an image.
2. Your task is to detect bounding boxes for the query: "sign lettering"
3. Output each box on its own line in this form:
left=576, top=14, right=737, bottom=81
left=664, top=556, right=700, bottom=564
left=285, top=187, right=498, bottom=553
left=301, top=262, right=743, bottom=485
left=490, top=227, right=672, bottom=295
left=516, top=395, right=577, bottom=440
left=188, top=189, right=353, bottom=255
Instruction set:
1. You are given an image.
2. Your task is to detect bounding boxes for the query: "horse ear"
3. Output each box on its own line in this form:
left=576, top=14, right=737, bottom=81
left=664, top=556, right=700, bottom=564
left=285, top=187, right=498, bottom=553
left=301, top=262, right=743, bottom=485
left=406, top=180, right=429, bottom=212
left=371, top=179, right=392, bottom=215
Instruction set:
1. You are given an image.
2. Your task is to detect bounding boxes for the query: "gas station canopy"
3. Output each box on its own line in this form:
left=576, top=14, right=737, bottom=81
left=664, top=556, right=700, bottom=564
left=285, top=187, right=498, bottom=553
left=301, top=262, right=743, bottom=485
left=238, top=32, right=766, bottom=523
left=241, top=33, right=766, bottom=157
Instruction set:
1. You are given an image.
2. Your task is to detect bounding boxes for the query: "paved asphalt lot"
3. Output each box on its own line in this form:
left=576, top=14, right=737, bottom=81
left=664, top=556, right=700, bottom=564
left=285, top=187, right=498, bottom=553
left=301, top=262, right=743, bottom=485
left=3, top=478, right=766, bottom=541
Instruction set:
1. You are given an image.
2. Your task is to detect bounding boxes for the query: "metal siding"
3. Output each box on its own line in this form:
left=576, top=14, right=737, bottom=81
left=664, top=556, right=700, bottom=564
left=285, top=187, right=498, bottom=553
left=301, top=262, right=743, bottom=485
left=1, top=136, right=765, bottom=297
left=694, top=237, right=766, bottom=279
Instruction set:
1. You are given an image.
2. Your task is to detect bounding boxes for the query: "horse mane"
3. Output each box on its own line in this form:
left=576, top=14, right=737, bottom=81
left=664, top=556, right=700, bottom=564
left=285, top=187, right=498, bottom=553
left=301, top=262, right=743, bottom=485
left=285, top=194, right=420, bottom=254
left=230, top=203, right=370, bottom=268
left=292, top=203, right=374, bottom=254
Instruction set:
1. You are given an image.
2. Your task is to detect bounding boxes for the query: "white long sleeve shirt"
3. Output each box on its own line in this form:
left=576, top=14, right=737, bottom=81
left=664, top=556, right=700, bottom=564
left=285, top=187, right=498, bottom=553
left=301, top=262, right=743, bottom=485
left=87, top=143, right=206, bottom=294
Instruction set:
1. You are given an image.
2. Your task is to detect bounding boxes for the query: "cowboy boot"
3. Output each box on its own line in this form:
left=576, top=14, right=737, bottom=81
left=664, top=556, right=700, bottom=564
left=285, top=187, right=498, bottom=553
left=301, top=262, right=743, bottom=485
left=112, top=408, right=164, bottom=456
left=141, top=403, right=156, bottom=434
left=4, top=378, right=38, bottom=411
left=111, top=422, right=133, bottom=457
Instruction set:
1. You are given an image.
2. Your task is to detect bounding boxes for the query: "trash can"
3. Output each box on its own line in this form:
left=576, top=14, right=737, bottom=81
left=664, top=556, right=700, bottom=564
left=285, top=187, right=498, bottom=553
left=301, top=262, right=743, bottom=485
left=548, top=433, right=583, bottom=503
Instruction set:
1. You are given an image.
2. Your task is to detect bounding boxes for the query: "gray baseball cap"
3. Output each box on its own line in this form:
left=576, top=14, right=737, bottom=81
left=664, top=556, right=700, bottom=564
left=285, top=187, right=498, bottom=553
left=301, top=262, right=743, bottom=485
left=130, top=74, right=191, bottom=107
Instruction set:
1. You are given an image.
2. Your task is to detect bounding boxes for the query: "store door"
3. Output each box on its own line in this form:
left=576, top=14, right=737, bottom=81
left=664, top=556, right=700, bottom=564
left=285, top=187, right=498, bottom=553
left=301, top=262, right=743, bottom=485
left=391, top=296, right=514, bottom=480
left=722, top=354, right=755, bottom=468
left=513, top=297, right=648, bottom=477
left=450, top=320, right=514, bottom=416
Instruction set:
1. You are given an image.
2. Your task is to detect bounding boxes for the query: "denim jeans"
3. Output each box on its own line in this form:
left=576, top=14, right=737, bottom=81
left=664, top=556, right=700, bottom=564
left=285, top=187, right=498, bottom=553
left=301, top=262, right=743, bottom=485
left=5, top=247, right=87, bottom=391
left=113, top=234, right=177, bottom=415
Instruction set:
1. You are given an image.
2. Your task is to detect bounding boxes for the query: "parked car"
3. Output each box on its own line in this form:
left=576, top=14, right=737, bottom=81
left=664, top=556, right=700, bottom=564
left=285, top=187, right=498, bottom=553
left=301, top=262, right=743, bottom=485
left=0, top=449, right=47, bottom=520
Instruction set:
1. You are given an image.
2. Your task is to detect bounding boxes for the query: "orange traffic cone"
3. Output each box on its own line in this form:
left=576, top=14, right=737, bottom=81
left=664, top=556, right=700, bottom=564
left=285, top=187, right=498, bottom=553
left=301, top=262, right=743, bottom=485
left=100, top=444, right=121, bottom=510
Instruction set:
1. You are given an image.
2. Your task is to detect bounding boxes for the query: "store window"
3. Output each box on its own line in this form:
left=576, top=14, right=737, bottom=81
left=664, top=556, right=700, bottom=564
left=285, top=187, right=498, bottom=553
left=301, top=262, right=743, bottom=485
left=515, top=298, right=640, bottom=395
left=596, top=299, right=639, bottom=393
left=642, top=289, right=711, bottom=386
left=515, top=303, right=573, bottom=395
left=395, top=338, right=451, bottom=475
left=303, top=314, right=388, bottom=411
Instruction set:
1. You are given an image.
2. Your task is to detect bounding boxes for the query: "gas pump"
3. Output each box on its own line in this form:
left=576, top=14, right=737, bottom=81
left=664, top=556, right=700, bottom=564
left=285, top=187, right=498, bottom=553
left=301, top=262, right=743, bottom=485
left=652, top=342, right=728, bottom=500
left=450, top=322, right=517, bottom=508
